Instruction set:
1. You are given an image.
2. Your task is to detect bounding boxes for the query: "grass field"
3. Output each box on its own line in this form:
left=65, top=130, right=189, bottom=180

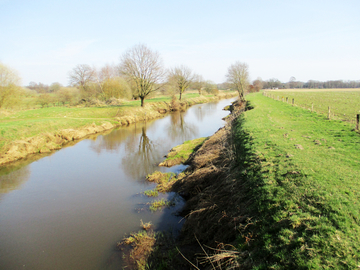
left=233, top=92, right=360, bottom=268
left=264, top=89, right=360, bottom=124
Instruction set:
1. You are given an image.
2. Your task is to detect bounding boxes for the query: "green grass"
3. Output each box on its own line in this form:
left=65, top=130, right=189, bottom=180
left=161, top=137, right=207, bottom=165
left=233, top=92, right=360, bottom=269
left=265, top=89, right=360, bottom=124
left=149, top=199, right=173, bottom=212
left=144, top=189, right=159, bottom=197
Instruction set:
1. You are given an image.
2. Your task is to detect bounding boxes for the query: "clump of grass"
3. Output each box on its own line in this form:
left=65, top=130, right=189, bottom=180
left=140, top=220, right=152, bottom=231
left=149, top=198, right=174, bottom=212
left=146, top=171, right=177, bottom=192
left=118, top=229, right=156, bottom=270
left=159, top=137, right=207, bottom=167
left=143, top=189, right=158, bottom=197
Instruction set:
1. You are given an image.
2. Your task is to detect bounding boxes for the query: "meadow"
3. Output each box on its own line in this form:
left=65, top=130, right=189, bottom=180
left=233, top=92, right=360, bottom=268
left=264, top=89, right=360, bottom=124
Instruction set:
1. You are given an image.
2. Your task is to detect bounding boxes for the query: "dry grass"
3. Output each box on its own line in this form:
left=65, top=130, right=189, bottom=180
left=140, top=220, right=152, bottom=231
left=146, top=171, right=177, bottom=193
left=118, top=230, right=156, bottom=269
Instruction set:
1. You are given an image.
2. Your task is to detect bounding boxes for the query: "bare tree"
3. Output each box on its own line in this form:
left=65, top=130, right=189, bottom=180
left=119, top=44, right=165, bottom=107
left=192, top=74, right=205, bottom=95
left=0, top=62, right=22, bottom=108
left=68, top=64, right=95, bottom=93
left=167, top=65, right=194, bottom=100
left=226, top=61, right=250, bottom=101
left=252, top=78, right=263, bottom=92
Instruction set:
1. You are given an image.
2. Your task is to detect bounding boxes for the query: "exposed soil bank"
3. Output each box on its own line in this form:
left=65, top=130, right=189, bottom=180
left=0, top=93, right=236, bottom=165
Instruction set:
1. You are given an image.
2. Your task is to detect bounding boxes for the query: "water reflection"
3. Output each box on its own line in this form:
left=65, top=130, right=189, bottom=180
left=167, top=112, right=198, bottom=141
left=121, top=125, right=162, bottom=179
left=193, top=102, right=218, bottom=122
left=0, top=166, right=30, bottom=193
left=90, top=127, right=134, bottom=154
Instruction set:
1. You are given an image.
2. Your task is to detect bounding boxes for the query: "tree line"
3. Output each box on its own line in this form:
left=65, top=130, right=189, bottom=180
left=1, top=43, right=256, bottom=109
left=262, top=77, right=360, bottom=89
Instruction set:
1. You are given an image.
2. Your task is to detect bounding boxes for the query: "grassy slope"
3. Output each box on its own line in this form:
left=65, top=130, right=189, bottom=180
left=234, top=93, right=360, bottom=269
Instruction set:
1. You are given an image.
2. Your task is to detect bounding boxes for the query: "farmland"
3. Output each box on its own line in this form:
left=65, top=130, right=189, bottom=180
left=264, top=89, right=360, bottom=124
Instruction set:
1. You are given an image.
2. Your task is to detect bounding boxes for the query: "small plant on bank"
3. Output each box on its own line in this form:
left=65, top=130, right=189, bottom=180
left=146, top=171, right=177, bottom=193
left=149, top=198, right=173, bottom=212
left=143, top=189, right=158, bottom=197
left=118, top=229, right=156, bottom=270
left=140, top=220, right=152, bottom=231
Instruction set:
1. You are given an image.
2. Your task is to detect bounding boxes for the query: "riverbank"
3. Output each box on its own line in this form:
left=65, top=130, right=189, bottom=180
left=133, top=92, right=360, bottom=269
left=0, top=92, right=237, bottom=165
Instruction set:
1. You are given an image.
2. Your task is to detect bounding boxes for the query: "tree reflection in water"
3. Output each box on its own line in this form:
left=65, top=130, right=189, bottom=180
left=0, top=166, right=30, bottom=194
left=166, top=111, right=198, bottom=142
left=121, top=125, right=162, bottom=180
left=89, top=127, right=134, bottom=154
left=193, top=101, right=218, bottom=122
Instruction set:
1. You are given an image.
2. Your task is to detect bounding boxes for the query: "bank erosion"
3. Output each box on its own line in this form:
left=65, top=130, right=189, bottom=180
left=143, top=92, right=360, bottom=269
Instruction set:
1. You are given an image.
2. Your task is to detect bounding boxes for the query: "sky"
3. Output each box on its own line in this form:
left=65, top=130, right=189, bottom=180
left=1, top=0, right=359, bottom=86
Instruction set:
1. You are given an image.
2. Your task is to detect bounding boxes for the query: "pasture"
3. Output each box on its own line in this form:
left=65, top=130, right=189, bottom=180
left=264, top=89, right=360, bottom=124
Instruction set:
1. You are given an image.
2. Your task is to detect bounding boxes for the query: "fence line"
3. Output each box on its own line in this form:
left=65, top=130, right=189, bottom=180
left=263, top=91, right=359, bottom=128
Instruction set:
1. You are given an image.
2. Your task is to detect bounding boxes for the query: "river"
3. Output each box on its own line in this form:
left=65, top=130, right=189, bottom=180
left=0, top=98, right=235, bottom=270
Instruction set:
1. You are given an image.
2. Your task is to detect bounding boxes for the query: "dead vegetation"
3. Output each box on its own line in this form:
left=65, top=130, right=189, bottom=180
left=117, top=229, right=157, bottom=270
left=146, top=171, right=178, bottom=193
left=165, top=100, right=254, bottom=269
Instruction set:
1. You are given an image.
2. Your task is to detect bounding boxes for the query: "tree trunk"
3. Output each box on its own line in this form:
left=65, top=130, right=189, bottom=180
left=179, top=92, right=182, bottom=101
left=140, top=96, right=145, bottom=107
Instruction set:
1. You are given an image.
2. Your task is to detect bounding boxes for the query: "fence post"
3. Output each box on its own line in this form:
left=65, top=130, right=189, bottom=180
left=328, top=106, right=331, bottom=119
left=356, top=114, right=360, bottom=130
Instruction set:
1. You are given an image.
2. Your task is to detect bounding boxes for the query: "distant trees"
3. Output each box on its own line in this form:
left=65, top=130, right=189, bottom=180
left=204, top=80, right=219, bottom=95
left=167, top=65, right=194, bottom=100
left=192, top=74, right=205, bottom=95
left=261, top=78, right=360, bottom=89
left=252, top=78, right=263, bottom=92
left=49, top=82, right=62, bottom=92
left=0, top=62, right=22, bottom=108
left=95, top=64, right=132, bottom=100
left=68, top=64, right=96, bottom=96
left=226, top=61, right=250, bottom=101
left=119, top=44, right=165, bottom=107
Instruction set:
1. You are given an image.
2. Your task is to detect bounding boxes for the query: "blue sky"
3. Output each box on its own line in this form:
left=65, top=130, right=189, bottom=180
left=1, top=0, right=359, bottom=86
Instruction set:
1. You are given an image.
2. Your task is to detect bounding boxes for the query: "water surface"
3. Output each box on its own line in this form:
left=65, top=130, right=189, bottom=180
left=0, top=98, right=235, bottom=269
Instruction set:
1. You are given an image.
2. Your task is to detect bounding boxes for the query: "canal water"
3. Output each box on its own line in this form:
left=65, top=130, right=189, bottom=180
left=0, top=98, right=235, bottom=270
